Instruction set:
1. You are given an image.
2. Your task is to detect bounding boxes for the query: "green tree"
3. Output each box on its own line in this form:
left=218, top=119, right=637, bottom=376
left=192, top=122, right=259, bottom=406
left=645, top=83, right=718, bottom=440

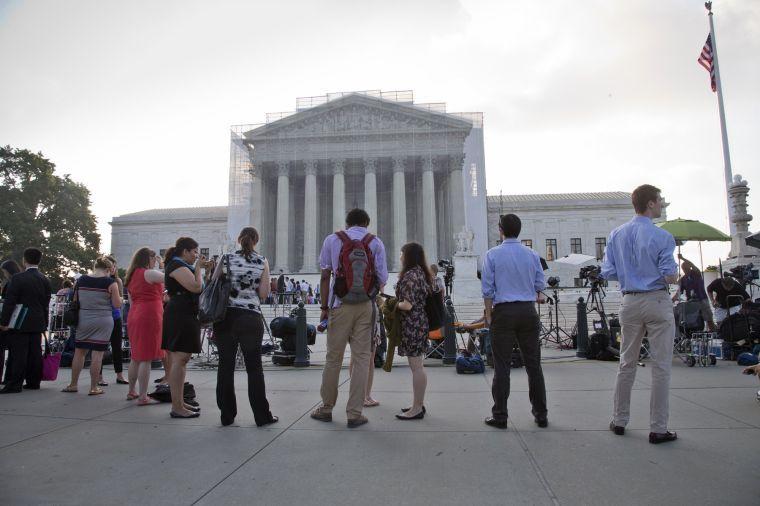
left=0, top=146, right=100, bottom=288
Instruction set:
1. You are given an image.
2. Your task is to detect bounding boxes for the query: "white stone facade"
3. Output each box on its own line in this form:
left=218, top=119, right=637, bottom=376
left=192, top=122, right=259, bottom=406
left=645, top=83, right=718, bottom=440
left=109, top=207, right=228, bottom=266
left=227, top=91, right=488, bottom=273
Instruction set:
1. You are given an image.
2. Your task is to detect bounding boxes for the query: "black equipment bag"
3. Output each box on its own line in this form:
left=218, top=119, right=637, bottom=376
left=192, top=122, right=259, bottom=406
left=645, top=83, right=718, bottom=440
left=269, top=316, right=316, bottom=345
left=148, top=382, right=197, bottom=403
left=424, top=289, right=446, bottom=331
left=198, top=254, right=231, bottom=325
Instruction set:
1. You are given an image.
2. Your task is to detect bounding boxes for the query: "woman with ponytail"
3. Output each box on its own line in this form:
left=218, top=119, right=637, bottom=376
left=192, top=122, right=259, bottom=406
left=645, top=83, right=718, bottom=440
left=211, top=227, right=277, bottom=427
left=161, top=237, right=207, bottom=418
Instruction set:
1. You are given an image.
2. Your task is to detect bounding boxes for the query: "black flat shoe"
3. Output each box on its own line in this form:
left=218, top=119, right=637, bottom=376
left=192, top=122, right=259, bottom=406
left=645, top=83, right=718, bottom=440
left=534, top=415, right=548, bottom=428
left=257, top=416, right=279, bottom=427
left=396, top=410, right=424, bottom=420
left=116, top=378, right=129, bottom=385
left=170, top=411, right=200, bottom=419
left=185, top=399, right=199, bottom=407
left=221, top=416, right=234, bottom=426
left=401, top=405, right=426, bottom=414
left=23, top=384, right=40, bottom=390
left=649, top=431, right=677, bottom=444
left=484, top=417, right=508, bottom=429
left=185, top=406, right=201, bottom=413
left=609, top=421, right=625, bottom=436
left=0, top=387, right=22, bottom=394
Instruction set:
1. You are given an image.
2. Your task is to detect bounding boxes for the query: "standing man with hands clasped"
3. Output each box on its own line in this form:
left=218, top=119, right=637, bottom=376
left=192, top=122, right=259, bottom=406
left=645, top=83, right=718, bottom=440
left=601, top=184, right=680, bottom=444
left=481, top=213, right=548, bottom=429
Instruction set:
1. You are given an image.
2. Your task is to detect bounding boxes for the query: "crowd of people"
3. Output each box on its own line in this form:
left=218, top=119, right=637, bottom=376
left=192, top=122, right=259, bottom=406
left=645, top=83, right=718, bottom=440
left=0, top=184, right=757, bottom=438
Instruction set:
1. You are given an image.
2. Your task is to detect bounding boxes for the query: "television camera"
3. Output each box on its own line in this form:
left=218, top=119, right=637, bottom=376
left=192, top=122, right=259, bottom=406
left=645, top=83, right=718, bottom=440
left=437, top=259, right=455, bottom=296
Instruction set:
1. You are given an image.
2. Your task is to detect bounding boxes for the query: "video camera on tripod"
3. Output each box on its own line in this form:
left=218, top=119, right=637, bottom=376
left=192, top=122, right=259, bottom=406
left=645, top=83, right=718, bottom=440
left=725, top=263, right=759, bottom=287
left=438, top=259, right=455, bottom=296
left=579, top=265, right=602, bottom=286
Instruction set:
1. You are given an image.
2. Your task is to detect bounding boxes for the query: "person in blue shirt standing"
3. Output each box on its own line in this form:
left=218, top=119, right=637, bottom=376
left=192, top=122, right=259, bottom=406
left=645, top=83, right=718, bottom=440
left=481, top=214, right=547, bottom=429
left=601, top=184, right=679, bottom=444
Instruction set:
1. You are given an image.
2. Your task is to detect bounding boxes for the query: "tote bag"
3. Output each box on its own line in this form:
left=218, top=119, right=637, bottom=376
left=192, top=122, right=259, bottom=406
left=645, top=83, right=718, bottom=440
left=41, top=333, right=61, bottom=381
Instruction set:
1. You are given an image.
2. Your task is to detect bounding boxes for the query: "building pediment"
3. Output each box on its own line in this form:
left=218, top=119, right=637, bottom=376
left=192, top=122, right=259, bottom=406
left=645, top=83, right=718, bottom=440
left=244, top=93, right=472, bottom=141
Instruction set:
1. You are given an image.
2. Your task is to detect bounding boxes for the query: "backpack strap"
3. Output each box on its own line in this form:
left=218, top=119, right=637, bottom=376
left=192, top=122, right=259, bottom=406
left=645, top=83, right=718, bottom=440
left=335, top=230, right=351, bottom=245
left=360, top=233, right=375, bottom=248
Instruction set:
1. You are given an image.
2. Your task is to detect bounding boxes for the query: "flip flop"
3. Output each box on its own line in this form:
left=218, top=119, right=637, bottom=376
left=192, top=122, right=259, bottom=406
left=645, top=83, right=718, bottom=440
left=364, top=399, right=380, bottom=407
left=137, top=398, right=158, bottom=406
left=88, top=388, right=105, bottom=396
left=126, top=392, right=139, bottom=400
left=61, top=386, right=78, bottom=393
left=97, top=381, right=109, bottom=387
left=116, top=379, right=129, bottom=385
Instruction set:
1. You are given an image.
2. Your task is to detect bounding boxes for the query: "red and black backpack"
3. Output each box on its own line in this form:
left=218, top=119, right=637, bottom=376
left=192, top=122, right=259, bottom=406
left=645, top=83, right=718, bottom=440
left=332, top=231, right=379, bottom=304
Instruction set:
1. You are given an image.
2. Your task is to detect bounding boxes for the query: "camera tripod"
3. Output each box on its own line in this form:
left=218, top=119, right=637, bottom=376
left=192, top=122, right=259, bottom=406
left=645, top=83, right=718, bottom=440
left=540, top=289, right=574, bottom=348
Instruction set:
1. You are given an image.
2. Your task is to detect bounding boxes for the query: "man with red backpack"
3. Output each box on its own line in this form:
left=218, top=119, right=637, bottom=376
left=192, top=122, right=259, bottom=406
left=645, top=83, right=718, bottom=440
left=311, top=208, right=388, bottom=428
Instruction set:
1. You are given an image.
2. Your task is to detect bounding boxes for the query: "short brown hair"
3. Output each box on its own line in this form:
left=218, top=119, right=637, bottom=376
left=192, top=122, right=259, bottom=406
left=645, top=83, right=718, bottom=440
left=631, top=184, right=661, bottom=214
left=94, top=256, right=114, bottom=271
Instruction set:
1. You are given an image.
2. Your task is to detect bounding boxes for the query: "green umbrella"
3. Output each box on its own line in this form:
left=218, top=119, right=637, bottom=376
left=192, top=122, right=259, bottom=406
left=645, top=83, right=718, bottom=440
left=656, top=218, right=730, bottom=272
left=656, top=218, right=730, bottom=242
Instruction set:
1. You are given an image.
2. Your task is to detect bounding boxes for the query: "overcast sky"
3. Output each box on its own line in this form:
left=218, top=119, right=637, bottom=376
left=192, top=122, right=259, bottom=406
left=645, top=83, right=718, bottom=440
left=1, top=0, right=758, bottom=268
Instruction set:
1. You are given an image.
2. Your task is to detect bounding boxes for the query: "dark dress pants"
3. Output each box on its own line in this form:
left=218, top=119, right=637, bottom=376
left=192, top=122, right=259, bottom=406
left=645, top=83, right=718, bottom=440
left=5, top=332, right=42, bottom=390
left=101, top=318, right=123, bottom=376
left=214, top=308, right=272, bottom=425
left=490, top=302, right=547, bottom=421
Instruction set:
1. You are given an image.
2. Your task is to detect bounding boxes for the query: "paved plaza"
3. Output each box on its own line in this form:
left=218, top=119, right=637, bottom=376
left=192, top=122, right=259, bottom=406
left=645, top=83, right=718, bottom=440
left=1, top=341, right=758, bottom=505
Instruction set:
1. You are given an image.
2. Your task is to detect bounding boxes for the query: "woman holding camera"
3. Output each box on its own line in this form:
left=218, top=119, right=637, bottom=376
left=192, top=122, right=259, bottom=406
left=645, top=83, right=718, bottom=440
left=212, top=227, right=277, bottom=427
left=162, top=237, right=205, bottom=418
left=395, top=242, right=433, bottom=420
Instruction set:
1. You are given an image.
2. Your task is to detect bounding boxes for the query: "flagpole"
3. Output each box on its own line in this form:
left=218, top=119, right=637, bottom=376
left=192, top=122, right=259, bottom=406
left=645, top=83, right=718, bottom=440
left=706, top=1, right=735, bottom=236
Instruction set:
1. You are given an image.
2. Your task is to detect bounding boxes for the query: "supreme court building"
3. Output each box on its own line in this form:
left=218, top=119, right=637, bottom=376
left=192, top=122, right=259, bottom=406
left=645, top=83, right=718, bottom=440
left=227, top=90, right=488, bottom=272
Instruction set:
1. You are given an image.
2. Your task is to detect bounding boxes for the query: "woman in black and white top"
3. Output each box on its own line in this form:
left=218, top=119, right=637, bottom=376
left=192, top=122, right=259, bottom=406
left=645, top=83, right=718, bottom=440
left=212, top=227, right=277, bottom=427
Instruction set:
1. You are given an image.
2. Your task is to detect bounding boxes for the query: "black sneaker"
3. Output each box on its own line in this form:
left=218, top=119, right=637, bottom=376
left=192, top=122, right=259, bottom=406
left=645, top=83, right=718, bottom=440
left=649, top=431, right=677, bottom=444
left=609, top=421, right=625, bottom=436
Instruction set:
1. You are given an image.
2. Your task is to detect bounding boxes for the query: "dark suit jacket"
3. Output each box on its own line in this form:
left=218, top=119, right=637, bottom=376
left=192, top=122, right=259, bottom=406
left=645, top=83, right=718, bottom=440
left=0, top=268, right=52, bottom=333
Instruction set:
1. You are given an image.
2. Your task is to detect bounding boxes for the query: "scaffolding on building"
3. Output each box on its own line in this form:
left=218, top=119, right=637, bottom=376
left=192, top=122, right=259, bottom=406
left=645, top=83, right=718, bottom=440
left=227, top=90, right=487, bottom=270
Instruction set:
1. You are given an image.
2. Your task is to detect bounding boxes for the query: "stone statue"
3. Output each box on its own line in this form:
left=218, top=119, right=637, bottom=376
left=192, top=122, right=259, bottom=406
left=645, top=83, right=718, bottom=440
left=455, top=226, right=475, bottom=254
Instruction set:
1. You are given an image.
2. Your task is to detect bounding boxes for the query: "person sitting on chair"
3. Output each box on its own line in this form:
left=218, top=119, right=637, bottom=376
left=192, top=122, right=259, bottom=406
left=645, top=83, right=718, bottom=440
left=671, top=255, right=715, bottom=331
left=707, top=274, right=750, bottom=325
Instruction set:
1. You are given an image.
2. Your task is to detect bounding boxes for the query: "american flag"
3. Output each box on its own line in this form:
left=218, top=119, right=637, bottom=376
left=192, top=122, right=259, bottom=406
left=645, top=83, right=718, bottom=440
left=698, top=34, right=716, bottom=92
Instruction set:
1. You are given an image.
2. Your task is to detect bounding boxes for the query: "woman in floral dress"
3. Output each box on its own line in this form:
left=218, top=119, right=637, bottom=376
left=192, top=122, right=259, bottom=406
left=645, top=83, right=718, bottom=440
left=395, top=242, right=433, bottom=420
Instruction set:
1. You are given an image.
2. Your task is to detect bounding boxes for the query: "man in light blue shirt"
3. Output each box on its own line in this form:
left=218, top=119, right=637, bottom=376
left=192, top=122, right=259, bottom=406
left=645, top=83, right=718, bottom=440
left=601, top=184, right=679, bottom=444
left=481, top=214, right=547, bottom=429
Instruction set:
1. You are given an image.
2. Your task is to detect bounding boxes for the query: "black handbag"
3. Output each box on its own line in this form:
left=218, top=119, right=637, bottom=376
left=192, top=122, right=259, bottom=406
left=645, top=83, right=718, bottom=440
left=62, top=286, right=80, bottom=327
left=198, top=254, right=232, bottom=325
left=424, top=287, right=446, bottom=331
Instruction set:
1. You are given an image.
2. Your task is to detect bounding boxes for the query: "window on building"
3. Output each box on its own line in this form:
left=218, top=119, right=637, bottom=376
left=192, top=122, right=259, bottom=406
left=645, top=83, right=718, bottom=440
left=546, top=239, right=557, bottom=261
left=521, top=239, right=533, bottom=249
left=570, top=238, right=582, bottom=254
left=595, top=237, right=607, bottom=260
left=200, top=248, right=210, bottom=258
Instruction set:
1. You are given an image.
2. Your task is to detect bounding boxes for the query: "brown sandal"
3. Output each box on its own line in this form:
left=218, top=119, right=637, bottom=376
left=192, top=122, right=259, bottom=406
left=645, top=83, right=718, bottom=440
left=61, top=386, right=78, bottom=393
left=88, top=388, right=105, bottom=396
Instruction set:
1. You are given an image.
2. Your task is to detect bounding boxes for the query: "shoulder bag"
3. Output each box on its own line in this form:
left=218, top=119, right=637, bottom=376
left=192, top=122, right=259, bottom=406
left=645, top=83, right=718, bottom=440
left=62, top=285, right=80, bottom=327
left=198, top=254, right=232, bottom=325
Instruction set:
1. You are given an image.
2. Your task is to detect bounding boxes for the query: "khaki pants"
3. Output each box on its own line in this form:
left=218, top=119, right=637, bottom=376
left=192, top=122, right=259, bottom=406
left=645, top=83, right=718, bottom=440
left=320, top=300, right=373, bottom=419
left=613, top=291, right=675, bottom=433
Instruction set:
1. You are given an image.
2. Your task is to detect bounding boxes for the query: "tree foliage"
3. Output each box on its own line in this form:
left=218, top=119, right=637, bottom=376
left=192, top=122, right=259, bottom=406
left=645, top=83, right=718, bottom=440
left=0, top=146, right=100, bottom=287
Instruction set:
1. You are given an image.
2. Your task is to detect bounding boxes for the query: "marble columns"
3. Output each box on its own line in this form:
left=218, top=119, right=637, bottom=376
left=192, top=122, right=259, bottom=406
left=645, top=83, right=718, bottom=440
left=448, top=155, right=466, bottom=237
left=392, top=156, right=407, bottom=270
left=275, top=161, right=290, bottom=272
left=364, top=158, right=378, bottom=232
left=332, top=159, right=346, bottom=231
left=301, top=160, right=318, bottom=272
left=421, top=157, right=437, bottom=262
